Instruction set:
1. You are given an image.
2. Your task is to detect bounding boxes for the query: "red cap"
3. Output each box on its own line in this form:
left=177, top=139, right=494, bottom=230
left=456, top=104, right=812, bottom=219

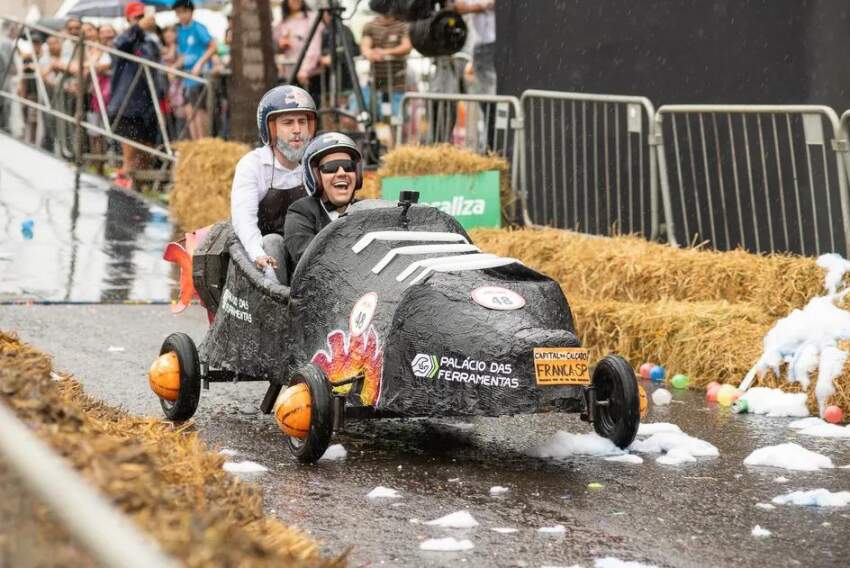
left=125, top=1, right=146, bottom=20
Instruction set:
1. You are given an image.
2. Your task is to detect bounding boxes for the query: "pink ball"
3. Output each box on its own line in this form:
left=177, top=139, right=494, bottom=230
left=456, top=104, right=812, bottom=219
left=706, top=383, right=722, bottom=402
left=824, top=405, right=844, bottom=424
left=639, top=363, right=654, bottom=379
left=707, top=381, right=721, bottom=391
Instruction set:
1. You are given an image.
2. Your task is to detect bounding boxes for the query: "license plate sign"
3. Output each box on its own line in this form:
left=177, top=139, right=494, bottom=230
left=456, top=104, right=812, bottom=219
left=533, top=348, right=590, bottom=386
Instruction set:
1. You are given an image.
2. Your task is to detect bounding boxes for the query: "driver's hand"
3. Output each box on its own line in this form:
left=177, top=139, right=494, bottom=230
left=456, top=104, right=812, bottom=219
left=255, top=255, right=278, bottom=270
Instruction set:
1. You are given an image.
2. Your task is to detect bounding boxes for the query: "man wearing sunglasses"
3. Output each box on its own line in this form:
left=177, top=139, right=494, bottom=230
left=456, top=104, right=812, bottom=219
left=230, top=85, right=317, bottom=284
left=283, top=132, right=363, bottom=273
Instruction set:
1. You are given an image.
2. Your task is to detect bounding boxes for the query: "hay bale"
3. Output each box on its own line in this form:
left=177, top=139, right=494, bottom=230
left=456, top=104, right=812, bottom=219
left=0, top=331, right=341, bottom=568
left=376, top=144, right=514, bottom=217
left=171, top=138, right=250, bottom=231
left=470, top=227, right=825, bottom=317
left=570, top=296, right=772, bottom=388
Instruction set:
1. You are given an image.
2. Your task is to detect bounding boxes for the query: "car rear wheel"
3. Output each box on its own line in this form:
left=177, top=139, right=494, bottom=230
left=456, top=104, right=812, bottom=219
left=591, top=354, right=640, bottom=449
left=286, top=364, right=333, bottom=464
left=158, top=333, right=201, bottom=421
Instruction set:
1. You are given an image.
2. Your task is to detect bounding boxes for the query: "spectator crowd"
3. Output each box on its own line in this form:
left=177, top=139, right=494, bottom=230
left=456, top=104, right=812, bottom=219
left=0, top=0, right=497, bottom=191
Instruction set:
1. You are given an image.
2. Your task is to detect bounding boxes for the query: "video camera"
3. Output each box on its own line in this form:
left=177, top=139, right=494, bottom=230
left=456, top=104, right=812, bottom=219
left=369, top=0, right=467, bottom=57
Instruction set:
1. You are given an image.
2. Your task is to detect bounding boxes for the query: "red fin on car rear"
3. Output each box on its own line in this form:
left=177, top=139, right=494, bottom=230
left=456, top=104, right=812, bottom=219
left=163, top=225, right=212, bottom=314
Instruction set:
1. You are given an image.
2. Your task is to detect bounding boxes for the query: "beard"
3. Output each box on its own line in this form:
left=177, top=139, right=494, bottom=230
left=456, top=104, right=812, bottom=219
left=275, top=135, right=311, bottom=164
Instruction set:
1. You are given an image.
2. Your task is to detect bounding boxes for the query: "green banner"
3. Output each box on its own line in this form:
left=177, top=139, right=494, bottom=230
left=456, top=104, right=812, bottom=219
left=381, top=171, right=501, bottom=229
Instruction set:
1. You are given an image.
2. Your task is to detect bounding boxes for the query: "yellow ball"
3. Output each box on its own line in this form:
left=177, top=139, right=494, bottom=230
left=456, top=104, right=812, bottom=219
left=275, top=383, right=312, bottom=439
left=148, top=352, right=180, bottom=401
left=717, top=385, right=737, bottom=407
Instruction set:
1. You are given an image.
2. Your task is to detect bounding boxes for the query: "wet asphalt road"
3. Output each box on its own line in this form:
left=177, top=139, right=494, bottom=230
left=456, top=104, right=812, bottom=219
left=3, top=304, right=850, bottom=568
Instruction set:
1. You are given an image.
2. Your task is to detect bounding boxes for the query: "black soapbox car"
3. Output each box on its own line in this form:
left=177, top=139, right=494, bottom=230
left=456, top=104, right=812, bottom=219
left=150, top=196, right=641, bottom=463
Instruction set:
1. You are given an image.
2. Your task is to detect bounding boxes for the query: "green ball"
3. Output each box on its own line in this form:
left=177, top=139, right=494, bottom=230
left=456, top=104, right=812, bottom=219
left=671, top=374, right=689, bottom=389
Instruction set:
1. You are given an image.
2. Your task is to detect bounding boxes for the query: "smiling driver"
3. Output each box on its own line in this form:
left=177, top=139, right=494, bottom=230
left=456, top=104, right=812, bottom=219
left=283, top=132, right=363, bottom=273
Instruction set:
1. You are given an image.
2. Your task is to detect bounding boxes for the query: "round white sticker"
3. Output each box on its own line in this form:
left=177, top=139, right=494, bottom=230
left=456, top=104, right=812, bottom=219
left=471, top=286, right=526, bottom=311
left=350, top=292, right=378, bottom=336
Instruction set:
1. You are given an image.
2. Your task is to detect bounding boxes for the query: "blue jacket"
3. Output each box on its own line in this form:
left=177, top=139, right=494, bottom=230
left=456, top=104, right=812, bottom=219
left=108, top=25, right=163, bottom=120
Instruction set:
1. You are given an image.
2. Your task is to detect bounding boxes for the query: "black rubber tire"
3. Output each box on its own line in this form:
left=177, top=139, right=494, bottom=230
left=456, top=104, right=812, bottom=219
left=591, top=354, right=640, bottom=449
left=286, top=364, right=333, bottom=464
left=158, top=333, right=201, bottom=421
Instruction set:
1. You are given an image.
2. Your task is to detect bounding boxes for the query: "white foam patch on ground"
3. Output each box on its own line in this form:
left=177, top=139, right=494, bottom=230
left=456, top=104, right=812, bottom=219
left=367, top=486, right=401, bottom=499
left=595, top=558, right=658, bottom=568
left=491, top=527, right=518, bottom=534
left=319, top=444, right=347, bottom=461
left=489, top=486, right=510, bottom=495
left=755, top=503, right=776, bottom=511
left=419, top=537, right=474, bottom=551
left=637, top=423, right=682, bottom=436
left=772, top=489, right=850, bottom=507
left=751, top=525, right=772, bottom=538
left=222, top=461, right=268, bottom=473
left=218, top=448, right=239, bottom=456
left=537, top=524, right=566, bottom=534
left=774, top=476, right=790, bottom=483
left=533, top=431, right=624, bottom=459
left=605, top=454, right=644, bottom=464
left=629, top=431, right=718, bottom=466
left=788, top=418, right=850, bottom=438
left=744, top=443, right=834, bottom=471
left=753, top=254, right=850, bottom=414
left=425, top=510, right=479, bottom=528
left=740, top=388, right=809, bottom=418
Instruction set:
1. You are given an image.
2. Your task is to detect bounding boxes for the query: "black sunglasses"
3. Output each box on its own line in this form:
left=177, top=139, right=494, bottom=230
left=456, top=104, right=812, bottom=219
left=318, top=159, right=357, bottom=175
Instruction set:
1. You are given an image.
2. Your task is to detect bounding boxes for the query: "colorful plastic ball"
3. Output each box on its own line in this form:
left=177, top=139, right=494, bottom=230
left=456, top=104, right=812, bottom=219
left=824, top=405, right=844, bottom=424
left=706, top=383, right=722, bottom=402
left=716, top=384, right=738, bottom=407
left=671, top=374, right=689, bottom=389
left=707, top=381, right=721, bottom=391
left=652, top=388, right=672, bottom=406
left=649, top=365, right=666, bottom=382
left=639, top=363, right=654, bottom=379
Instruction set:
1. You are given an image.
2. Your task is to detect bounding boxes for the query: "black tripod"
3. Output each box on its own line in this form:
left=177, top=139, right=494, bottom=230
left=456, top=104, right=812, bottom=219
left=287, top=0, right=380, bottom=164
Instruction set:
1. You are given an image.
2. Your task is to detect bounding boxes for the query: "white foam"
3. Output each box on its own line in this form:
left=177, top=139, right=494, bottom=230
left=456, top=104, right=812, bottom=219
left=774, top=476, right=790, bottom=483
left=491, top=527, right=518, bottom=534
left=772, top=489, right=850, bottom=507
left=367, top=486, right=401, bottom=499
left=425, top=510, right=479, bottom=529
left=319, top=444, right=347, bottom=461
left=218, top=448, right=239, bottom=456
left=604, top=454, right=644, bottom=464
left=533, top=431, right=624, bottom=459
left=656, top=448, right=697, bottom=465
left=629, top=432, right=719, bottom=464
left=755, top=503, right=776, bottom=511
left=751, top=525, right=772, bottom=538
left=796, top=421, right=850, bottom=438
left=744, top=443, right=834, bottom=471
left=222, top=460, right=268, bottom=473
left=537, top=524, right=566, bottom=534
left=789, top=417, right=826, bottom=429
left=637, top=423, right=682, bottom=436
left=817, top=253, right=850, bottom=295
left=489, top=486, right=510, bottom=495
left=740, top=387, right=809, bottom=418
left=419, top=537, right=474, bottom=551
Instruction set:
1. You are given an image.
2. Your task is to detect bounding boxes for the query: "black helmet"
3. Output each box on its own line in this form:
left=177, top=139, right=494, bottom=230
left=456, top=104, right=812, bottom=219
left=301, top=132, right=363, bottom=197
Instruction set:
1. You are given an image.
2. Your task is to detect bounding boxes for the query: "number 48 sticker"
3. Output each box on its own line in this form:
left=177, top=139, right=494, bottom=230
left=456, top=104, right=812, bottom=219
left=471, top=286, right=526, bottom=311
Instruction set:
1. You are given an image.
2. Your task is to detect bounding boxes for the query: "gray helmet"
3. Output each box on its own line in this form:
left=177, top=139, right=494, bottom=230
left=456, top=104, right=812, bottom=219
left=302, top=132, right=363, bottom=197
left=256, top=85, right=317, bottom=146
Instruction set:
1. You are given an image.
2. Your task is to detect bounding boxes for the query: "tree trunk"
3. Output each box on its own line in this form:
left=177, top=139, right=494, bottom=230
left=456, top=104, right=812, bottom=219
left=229, top=0, right=276, bottom=144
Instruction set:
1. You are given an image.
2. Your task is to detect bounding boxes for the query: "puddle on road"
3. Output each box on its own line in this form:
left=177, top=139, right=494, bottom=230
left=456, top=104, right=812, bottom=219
left=0, top=134, right=177, bottom=302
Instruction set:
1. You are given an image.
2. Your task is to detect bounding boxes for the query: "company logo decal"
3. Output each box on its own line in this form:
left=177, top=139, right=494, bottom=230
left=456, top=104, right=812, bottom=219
left=410, top=354, right=518, bottom=388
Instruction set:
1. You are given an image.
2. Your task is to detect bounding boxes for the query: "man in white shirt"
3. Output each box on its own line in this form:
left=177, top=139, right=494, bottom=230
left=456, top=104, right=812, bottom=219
left=455, top=0, right=496, bottom=95
left=230, top=85, right=317, bottom=284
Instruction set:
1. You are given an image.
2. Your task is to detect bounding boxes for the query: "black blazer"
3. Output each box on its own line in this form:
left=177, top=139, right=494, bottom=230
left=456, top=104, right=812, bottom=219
left=283, top=195, right=333, bottom=278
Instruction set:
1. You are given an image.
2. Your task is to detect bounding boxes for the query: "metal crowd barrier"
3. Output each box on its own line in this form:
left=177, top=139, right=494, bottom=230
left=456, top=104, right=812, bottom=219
left=654, top=105, right=850, bottom=256
left=0, top=401, right=177, bottom=568
left=396, top=91, right=528, bottom=223
left=520, top=90, right=658, bottom=238
left=0, top=16, right=214, bottom=167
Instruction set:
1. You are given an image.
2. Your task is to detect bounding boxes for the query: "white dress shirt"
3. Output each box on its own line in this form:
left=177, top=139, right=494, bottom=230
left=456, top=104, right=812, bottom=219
left=230, top=145, right=304, bottom=261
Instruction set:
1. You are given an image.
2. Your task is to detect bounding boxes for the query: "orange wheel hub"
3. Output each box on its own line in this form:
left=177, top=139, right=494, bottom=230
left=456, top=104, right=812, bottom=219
left=149, top=352, right=181, bottom=401
left=274, top=383, right=312, bottom=439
